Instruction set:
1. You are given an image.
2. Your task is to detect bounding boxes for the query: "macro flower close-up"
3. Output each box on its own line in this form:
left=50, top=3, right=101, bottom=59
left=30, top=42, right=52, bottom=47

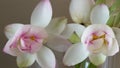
left=3, top=0, right=71, bottom=68
left=63, top=0, right=120, bottom=68
left=1, top=0, right=120, bottom=68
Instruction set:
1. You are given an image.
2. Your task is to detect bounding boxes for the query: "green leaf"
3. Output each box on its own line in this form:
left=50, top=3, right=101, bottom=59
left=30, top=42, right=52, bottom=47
left=68, top=32, right=80, bottom=44
left=113, top=0, right=120, bottom=8
left=75, top=63, right=81, bottom=68
left=107, top=15, right=115, bottom=27
left=113, top=12, right=120, bottom=27
left=109, top=0, right=120, bottom=13
left=96, top=0, right=106, bottom=5
left=109, top=5, right=116, bottom=13
left=88, top=63, right=97, bottom=68
left=80, top=60, right=86, bottom=68
left=75, top=60, right=89, bottom=68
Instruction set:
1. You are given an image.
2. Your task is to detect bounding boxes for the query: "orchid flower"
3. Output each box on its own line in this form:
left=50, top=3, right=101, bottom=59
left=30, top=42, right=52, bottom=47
left=90, top=4, right=120, bottom=47
left=69, top=0, right=95, bottom=24
left=63, top=24, right=119, bottom=66
left=63, top=2, right=119, bottom=67
left=3, top=0, right=71, bottom=68
left=4, top=24, right=55, bottom=68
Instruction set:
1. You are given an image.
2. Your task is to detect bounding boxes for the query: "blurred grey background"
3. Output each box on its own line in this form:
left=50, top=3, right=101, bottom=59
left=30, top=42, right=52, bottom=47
left=1, top=0, right=120, bottom=68
left=0, top=0, right=70, bottom=68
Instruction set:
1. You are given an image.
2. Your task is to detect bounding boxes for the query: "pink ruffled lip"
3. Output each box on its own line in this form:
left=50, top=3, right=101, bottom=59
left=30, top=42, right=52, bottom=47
left=3, top=25, right=48, bottom=56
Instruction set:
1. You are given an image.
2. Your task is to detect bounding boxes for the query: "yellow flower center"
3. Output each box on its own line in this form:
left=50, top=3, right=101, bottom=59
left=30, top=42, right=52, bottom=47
left=92, top=34, right=108, bottom=45
left=30, top=36, right=36, bottom=41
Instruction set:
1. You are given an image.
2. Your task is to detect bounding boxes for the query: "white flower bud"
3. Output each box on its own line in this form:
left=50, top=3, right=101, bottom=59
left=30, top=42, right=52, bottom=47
left=90, top=4, right=110, bottom=24
left=69, top=0, right=95, bottom=24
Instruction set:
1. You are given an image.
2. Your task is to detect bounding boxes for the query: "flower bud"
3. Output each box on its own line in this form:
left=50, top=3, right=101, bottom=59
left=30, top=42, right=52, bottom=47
left=69, top=0, right=95, bottom=24
left=90, top=4, right=110, bottom=24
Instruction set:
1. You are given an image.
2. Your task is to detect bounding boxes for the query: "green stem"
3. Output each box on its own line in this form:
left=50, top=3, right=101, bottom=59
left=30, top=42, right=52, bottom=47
left=75, top=60, right=87, bottom=68
left=75, top=63, right=81, bottom=68
left=88, top=63, right=97, bottom=68
left=80, top=61, right=86, bottom=68
left=75, top=60, right=98, bottom=68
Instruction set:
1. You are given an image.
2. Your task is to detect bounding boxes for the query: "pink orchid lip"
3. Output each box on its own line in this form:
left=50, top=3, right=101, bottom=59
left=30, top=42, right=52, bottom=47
left=81, top=24, right=119, bottom=56
left=3, top=25, right=48, bottom=56
left=17, top=26, right=47, bottom=54
left=19, top=34, right=43, bottom=53
left=85, top=31, right=108, bottom=45
left=21, top=34, right=41, bottom=43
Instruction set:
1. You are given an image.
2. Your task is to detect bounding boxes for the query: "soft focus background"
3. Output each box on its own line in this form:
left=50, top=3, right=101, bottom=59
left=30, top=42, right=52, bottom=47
left=0, top=0, right=120, bottom=68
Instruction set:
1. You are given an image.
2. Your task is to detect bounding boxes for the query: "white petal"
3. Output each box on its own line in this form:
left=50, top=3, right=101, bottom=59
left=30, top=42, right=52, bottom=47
left=17, top=53, right=36, bottom=67
left=112, top=27, right=120, bottom=46
left=103, top=38, right=119, bottom=56
left=31, top=0, right=52, bottom=28
left=89, top=53, right=106, bottom=66
left=69, top=0, right=94, bottom=23
left=4, top=23, right=23, bottom=39
left=46, top=17, right=67, bottom=35
left=109, top=38, right=119, bottom=56
left=3, top=38, right=22, bottom=56
left=4, top=27, right=24, bottom=56
left=61, top=23, right=85, bottom=39
left=47, top=34, right=72, bottom=52
left=36, top=46, right=56, bottom=68
left=63, top=43, right=89, bottom=66
left=90, top=4, right=110, bottom=24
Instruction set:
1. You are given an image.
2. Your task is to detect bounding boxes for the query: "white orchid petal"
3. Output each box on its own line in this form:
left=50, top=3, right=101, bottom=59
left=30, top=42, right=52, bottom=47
left=36, top=46, right=56, bottom=68
left=70, top=0, right=94, bottom=23
left=47, top=34, right=72, bottom=52
left=63, top=43, right=89, bottom=66
left=46, top=17, right=67, bottom=35
left=109, top=38, right=119, bottom=56
left=89, top=53, right=106, bottom=66
left=31, top=0, right=52, bottom=28
left=90, top=4, right=110, bottom=24
left=3, top=40, right=22, bottom=56
left=3, top=27, right=23, bottom=56
left=4, top=23, right=23, bottom=39
left=103, top=38, right=119, bottom=56
left=3, top=38, right=22, bottom=56
left=17, top=53, right=36, bottom=67
left=61, top=23, right=85, bottom=39
left=112, top=27, right=120, bottom=46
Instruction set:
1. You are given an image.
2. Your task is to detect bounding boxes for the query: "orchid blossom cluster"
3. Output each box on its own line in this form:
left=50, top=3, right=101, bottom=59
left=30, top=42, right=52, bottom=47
left=3, top=0, right=120, bottom=68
